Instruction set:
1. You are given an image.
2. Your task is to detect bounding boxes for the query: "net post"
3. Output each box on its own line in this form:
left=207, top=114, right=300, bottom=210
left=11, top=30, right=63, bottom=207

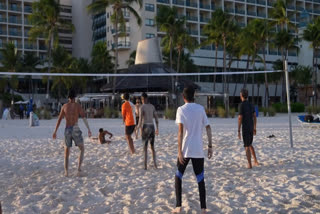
left=285, top=60, right=293, bottom=148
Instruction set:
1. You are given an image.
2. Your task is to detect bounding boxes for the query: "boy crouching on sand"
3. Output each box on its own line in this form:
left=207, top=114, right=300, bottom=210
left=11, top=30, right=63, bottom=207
left=91, top=128, right=113, bottom=144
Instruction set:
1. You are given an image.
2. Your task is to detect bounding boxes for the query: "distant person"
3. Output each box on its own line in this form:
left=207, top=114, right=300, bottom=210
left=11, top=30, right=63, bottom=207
left=19, top=104, right=24, bottom=119
left=137, top=92, right=159, bottom=170
left=52, top=89, right=92, bottom=177
left=91, top=128, right=113, bottom=144
left=173, top=86, right=213, bottom=214
left=121, top=93, right=136, bottom=154
left=135, top=98, right=142, bottom=139
left=238, top=88, right=259, bottom=169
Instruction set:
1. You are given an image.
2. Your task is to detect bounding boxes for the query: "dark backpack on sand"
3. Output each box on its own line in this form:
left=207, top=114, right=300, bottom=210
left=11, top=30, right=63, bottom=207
left=304, top=115, right=314, bottom=123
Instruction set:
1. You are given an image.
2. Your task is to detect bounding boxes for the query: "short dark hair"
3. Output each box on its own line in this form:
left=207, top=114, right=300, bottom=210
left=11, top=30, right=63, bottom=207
left=68, top=89, right=76, bottom=99
left=183, top=86, right=195, bottom=102
left=141, top=92, right=148, bottom=99
left=241, top=88, right=248, bottom=99
left=99, top=128, right=103, bottom=133
left=123, top=92, right=130, bottom=100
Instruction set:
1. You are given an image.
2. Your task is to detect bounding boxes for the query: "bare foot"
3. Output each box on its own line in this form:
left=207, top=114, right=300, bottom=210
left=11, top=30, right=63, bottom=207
left=64, top=171, right=68, bottom=177
left=247, top=163, right=252, bottom=169
left=77, top=170, right=82, bottom=177
left=154, top=163, right=158, bottom=169
left=201, top=209, right=207, bottom=214
left=172, top=207, right=182, bottom=213
left=253, top=161, right=259, bottom=166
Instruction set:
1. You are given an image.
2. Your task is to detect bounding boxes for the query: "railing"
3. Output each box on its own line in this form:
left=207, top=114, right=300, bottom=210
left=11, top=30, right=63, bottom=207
left=296, top=6, right=304, bottom=11
left=237, top=22, right=246, bottom=27
left=112, top=41, right=131, bottom=49
left=314, top=9, right=320, bottom=14
left=187, top=29, right=198, bottom=35
left=225, top=8, right=235, bottom=13
left=0, top=3, right=6, bottom=10
left=24, top=6, right=32, bottom=13
left=288, top=51, right=297, bottom=57
left=173, top=0, right=185, bottom=6
left=199, top=3, right=210, bottom=9
left=306, top=8, right=313, bottom=13
left=39, top=45, right=47, bottom=50
left=24, top=44, right=35, bottom=50
left=287, top=5, right=296, bottom=10
left=123, top=11, right=130, bottom=18
left=267, top=0, right=275, bottom=6
left=0, top=17, right=7, bottom=22
left=111, top=27, right=130, bottom=34
left=186, top=1, right=197, bottom=7
left=24, top=19, right=31, bottom=25
left=235, top=8, right=245, bottom=14
left=257, top=0, right=266, bottom=5
left=314, top=0, right=320, bottom=3
left=157, top=0, right=169, bottom=3
left=257, top=12, right=266, bottom=18
left=247, top=11, right=257, bottom=16
left=200, top=45, right=212, bottom=50
left=269, top=50, right=278, bottom=55
left=14, top=44, right=22, bottom=49
left=247, top=0, right=256, bottom=4
left=9, top=18, right=22, bottom=24
left=0, top=30, right=7, bottom=35
left=9, top=31, right=22, bottom=36
left=236, top=0, right=245, bottom=2
left=200, top=17, right=210, bottom=23
left=186, top=16, right=198, bottom=21
left=9, top=5, right=22, bottom=12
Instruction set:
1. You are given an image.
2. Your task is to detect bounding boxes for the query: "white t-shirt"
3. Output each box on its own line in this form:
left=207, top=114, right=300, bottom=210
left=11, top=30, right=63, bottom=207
left=175, top=103, right=209, bottom=158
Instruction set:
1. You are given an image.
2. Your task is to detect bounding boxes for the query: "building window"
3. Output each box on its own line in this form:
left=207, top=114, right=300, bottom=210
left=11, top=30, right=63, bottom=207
left=146, top=33, right=155, bottom=39
left=145, top=3, right=154, bottom=12
left=107, top=13, right=109, bottom=18
left=145, top=19, right=154, bottom=26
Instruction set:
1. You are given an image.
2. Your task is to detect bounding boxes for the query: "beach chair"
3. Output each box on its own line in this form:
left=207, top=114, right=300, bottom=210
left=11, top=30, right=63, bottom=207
left=297, top=115, right=320, bottom=128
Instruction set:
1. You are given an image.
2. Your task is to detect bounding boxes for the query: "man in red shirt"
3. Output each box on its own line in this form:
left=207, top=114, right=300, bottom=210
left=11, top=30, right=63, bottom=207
left=121, top=93, right=136, bottom=154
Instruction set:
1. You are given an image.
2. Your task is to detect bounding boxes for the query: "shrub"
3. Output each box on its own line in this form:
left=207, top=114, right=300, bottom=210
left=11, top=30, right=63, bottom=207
left=164, top=108, right=176, bottom=120
left=268, top=106, right=276, bottom=116
left=35, top=108, right=52, bottom=120
left=205, top=108, right=216, bottom=118
left=291, top=102, right=305, bottom=113
left=229, top=108, right=236, bottom=118
left=113, top=109, right=119, bottom=118
left=217, top=106, right=226, bottom=118
left=272, top=102, right=287, bottom=113
left=104, top=107, right=113, bottom=118
left=306, top=106, right=313, bottom=114
left=260, top=107, right=267, bottom=116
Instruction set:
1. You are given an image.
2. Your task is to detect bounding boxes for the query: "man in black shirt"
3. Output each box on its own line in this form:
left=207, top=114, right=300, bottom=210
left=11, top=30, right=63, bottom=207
left=238, top=88, right=259, bottom=169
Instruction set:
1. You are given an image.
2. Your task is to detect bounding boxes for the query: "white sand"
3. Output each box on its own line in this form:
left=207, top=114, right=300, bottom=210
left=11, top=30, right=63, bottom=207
left=0, top=115, right=320, bottom=213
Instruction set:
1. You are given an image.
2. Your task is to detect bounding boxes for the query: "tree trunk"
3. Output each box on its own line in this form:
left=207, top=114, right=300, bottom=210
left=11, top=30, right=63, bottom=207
left=169, top=35, right=174, bottom=95
left=252, top=55, right=255, bottom=105
left=213, top=43, right=218, bottom=91
left=46, top=35, right=53, bottom=100
left=263, top=47, right=269, bottom=109
left=281, top=48, right=286, bottom=103
left=244, top=55, right=250, bottom=88
left=232, top=59, right=240, bottom=104
left=112, top=12, right=119, bottom=96
left=223, top=36, right=227, bottom=94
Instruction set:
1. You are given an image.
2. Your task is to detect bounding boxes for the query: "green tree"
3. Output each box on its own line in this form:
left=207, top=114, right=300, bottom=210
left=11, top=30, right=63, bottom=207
left=270, top=59, right=283, bottom=100
left=303, top=17, right=320, bottom=106
left=29, top=0, right=74, bottom=98
left=291, top=65, right=312, bottom=105
left=87, top=0, right=142, bottom=95
left=0, top=43, right=20, bottom=103
left=126, top=50, right=136, bottom=67
left=203, top=10, right=222, bottom=91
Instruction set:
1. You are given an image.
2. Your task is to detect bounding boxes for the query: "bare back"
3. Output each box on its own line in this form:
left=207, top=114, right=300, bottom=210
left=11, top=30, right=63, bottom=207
left=61, top=102, right=84, bottom=127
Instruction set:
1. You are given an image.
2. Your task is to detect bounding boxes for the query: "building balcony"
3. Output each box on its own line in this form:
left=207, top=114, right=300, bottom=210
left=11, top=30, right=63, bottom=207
left=186, top=1, right=197, bottom=8
left=111, top=27, right=130, bottom=35
left=306, top=8, right=313, bottom=13
left=235, top=8, right=245, bottom=14
left=296, top=6, right=304, bottom=11
left=9, top=31, right=22, bottom=36
left=257, top=0, right=266, bottom=5
left=225, top=8, right=235, bottom=13
left=200, top=45, right=212, bottom=50
left=0, top=3, right=6, bottom=10
left=187, top=29, right=198, bottom=35
left=24, top=6, right=32, bottom=13
left=173, top=0, right=185, bottom=6
left=236, top=0, right=245, bottom=2
left=287, top=5, right=295, bottom=10
left=157, top=0, right=170, bottom=4
left=186, top=16, right=198, bottom=21
left=314, top=0, right=320, bottom=3
left=257, top=12, right=266, bottom=18
left=39, top=45, right=47, bottom=50
left=24, top=19, right=31, bottom=25
left=0, top=30, right=7, bottom=36
left=8, top=18, right=22, bottom=24
left=199, top=3, right=210, bottom=10
left=288, top=51, right=297, bottom=57
left=112, top=41, right=131, bottom=50
left=24, top=44, right=36, bottom=50
left=9, top=5, right=22, bottom=12
left=314, top=9, right=320, bottom=14
left=14, top=43, right=23, bottom=49
left=123, top=11, right=130, bottom=19
left=247, top=11, right=257, bottom=16
left=267, top=0, right=275, bottom=6
left=237, top=22, right=246, bottom=27
left=200, top=17, right=210, bottom=23
left=0, top=17, right=7, bottom=23
left=247, top=0, right=256, bottom=4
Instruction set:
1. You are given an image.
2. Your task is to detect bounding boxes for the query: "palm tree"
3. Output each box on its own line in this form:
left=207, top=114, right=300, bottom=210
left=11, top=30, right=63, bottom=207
left=303, top=17, right=320, bottom=106
left=87, top=0, right=142, bottom=95
left=203, top=11, right=222, bottom=91
left=291, top=65, right=312, bottom=105
left=270, top=60, right=283, bottom=101
left=29, top=0, right=74, bottom=99
left=126, top=50, right=136, bottom=67
left=19, top=53, right=40, bottom=97
left=0, top=43, right=20, bottom=103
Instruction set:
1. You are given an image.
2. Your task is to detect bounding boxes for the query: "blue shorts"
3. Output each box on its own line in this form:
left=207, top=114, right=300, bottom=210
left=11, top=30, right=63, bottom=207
left=64, top=126, right=84, bottom=147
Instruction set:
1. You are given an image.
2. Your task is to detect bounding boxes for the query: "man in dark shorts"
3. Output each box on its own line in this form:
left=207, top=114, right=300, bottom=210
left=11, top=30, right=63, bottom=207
left=238, top=88, right=259, bottom=169
left=53, top=89, right=92, bottom=176
left=137, top=92, right=159, bottom=170
left=121, top=93, right=136, bottom=154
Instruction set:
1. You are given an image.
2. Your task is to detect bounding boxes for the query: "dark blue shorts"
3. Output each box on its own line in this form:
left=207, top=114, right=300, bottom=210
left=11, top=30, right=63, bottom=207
left=242, top=132, right=253, bottom=147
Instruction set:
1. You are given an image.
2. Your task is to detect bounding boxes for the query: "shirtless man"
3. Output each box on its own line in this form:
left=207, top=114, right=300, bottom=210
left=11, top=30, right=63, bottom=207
left=137, top=92, right=159, bottom=170
left=53, top=89, right=92, bottom=177
left=91, top=128, right=113, bottom=144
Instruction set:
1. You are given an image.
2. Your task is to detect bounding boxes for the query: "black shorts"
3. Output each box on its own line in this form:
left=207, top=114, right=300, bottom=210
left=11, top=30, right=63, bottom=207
left=125, top=125, right=135, bottom=135
left=142, top=124, right=155, bottom=141
left=242, top=132, right=253, bottom=147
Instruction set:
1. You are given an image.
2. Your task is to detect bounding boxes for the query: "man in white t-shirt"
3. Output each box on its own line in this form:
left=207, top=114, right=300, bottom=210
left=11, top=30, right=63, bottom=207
left=172, top=86, right=213, bottom=214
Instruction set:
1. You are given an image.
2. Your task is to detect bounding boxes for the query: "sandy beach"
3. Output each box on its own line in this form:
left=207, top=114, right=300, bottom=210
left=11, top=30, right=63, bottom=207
left=0, top=114, right=320, bottom=213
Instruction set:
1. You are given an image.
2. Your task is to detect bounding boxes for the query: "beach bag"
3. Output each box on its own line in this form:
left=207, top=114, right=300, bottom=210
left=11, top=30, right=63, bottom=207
left=304, top=115, right=314, bottom=123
